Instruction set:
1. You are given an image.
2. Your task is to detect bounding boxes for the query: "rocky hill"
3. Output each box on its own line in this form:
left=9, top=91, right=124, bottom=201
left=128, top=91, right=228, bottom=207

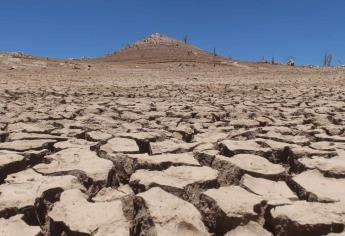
left=99, top=33, right=230, bottom=64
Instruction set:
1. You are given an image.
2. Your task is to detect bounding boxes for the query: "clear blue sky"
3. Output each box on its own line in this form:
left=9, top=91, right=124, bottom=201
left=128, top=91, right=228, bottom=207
left=1, top=0, right=344, bottom=65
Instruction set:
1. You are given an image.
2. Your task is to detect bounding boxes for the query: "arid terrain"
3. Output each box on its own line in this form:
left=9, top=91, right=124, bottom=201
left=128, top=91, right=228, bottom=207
left=1, top=33, right=345, bottom=236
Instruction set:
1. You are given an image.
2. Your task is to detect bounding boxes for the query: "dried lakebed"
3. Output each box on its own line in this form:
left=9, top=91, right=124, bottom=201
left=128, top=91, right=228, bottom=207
left=0, top=83, right=345, bottom=236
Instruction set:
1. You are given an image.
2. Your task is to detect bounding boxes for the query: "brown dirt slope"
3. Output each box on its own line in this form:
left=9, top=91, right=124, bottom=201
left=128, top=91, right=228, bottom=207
left=98, top=33, right=230, bottom=64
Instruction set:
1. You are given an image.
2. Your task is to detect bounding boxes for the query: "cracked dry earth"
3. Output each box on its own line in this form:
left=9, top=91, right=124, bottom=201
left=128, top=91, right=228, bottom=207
left=1, top=76, right=345, bottom=236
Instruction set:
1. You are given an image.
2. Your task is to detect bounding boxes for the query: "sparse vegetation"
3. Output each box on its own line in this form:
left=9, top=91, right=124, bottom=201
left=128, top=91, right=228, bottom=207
left=287, top=57, right=295, bottom=66
left=322, top=52, right=333, bottom=67
left=183, top=34, right=189, bottom=44
left=213, top=48, right=217, bottom=56
left=271, top=56, right=276, bottom=65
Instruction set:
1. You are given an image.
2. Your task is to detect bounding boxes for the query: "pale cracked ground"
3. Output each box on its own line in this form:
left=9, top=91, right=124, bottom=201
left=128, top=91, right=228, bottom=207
left=1, top=64, right=345, bottom=236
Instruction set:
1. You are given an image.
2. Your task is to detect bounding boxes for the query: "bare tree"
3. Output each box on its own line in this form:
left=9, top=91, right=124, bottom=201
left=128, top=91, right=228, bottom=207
left=287, top=57, right=295, bottom=66
left=213, top=47, right=217, bottom=56
left=323, top=52, right=333, bottom=67
left=183, top=34, right=188, bottom=44
left=271, top=56, right=276, bottom=65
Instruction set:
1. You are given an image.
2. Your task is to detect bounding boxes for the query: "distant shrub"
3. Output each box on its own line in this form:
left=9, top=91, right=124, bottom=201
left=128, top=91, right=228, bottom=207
left=213, top=48, right=217, bottom=56
left=271, top=56, right=276, bottom=65
left=183, top=34, right=189, bottom=44
left=322, top=52, right=333, bottom=67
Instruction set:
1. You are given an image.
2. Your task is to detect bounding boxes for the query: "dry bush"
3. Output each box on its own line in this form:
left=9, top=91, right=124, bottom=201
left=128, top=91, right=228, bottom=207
left=323, top=52, right=333, bottom=67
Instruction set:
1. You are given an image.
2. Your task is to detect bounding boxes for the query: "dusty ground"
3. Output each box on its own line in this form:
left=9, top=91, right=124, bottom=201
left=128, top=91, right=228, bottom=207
left=1, top=35, right=345, bottom=236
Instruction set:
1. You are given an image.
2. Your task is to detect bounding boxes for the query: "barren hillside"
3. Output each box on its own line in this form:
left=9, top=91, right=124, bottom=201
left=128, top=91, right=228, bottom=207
left=98, top=33, right=229, bottom=64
